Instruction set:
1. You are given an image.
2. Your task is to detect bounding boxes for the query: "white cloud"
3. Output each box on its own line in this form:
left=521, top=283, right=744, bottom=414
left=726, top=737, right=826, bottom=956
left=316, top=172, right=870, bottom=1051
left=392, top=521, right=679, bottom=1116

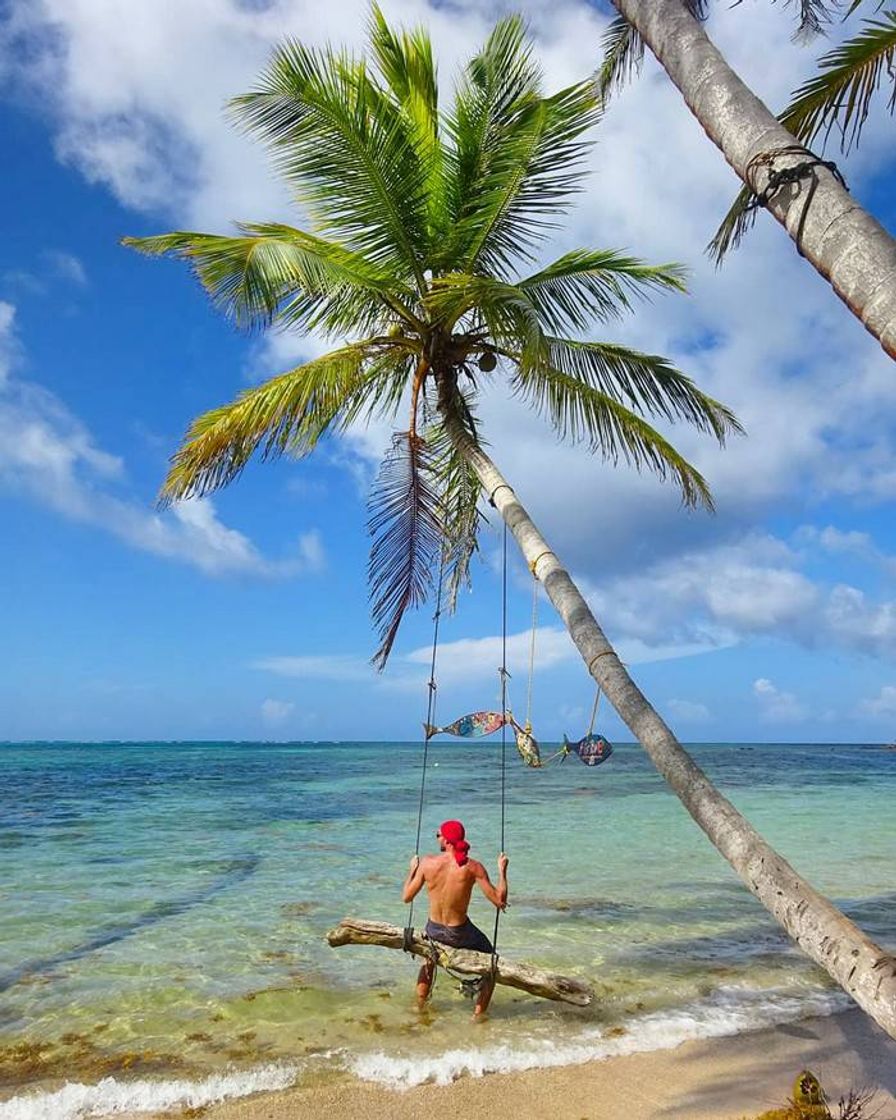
left=44, top=250, right=87, bottom=286
left=297, top=529, right=326, bottom=573
left=667, top=698, right=711, bottom=724
left=254, top=654, right=376, bottom=682
left=859, top=685, right=896, bottom=720
left=753, top=678, right=806, bottom=724
left=574, top=529, right=896, bottom=662
left=2, top=253, right=88, bottom=298
left=406, top=627, right=573, bottom=686
left=0, top=301, right=18, bottom=385
left=822, top=585, right=896, bottom=658
left=260, top=698, right=295, bottom=726
left=797, top=524, right=896, bottom=579
left=0, top=306, right=322, bottom=577
left=253, top=622, right=726, bottom=703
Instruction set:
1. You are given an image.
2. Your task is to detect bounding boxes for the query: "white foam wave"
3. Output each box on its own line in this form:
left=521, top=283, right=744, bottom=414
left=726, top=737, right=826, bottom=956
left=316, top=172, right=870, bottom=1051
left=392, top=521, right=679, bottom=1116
left=0, top=1062, right=298, bottom=1120
left=348, top=985, right=849, bottom=1089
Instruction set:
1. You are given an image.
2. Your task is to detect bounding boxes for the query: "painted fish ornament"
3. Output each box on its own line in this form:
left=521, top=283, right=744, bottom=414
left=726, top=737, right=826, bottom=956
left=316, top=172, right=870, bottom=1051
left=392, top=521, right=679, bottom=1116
left=509, top=718, right=542, bottom=768
left=562, top=733, right=613, bottom=767
left=424, top=711, right=506, bottom=741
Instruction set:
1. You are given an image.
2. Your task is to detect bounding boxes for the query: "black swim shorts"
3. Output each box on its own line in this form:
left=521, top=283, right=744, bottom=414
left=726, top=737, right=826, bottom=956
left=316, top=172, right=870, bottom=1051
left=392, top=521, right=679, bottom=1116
left=425, top=918, right=493, bottom=953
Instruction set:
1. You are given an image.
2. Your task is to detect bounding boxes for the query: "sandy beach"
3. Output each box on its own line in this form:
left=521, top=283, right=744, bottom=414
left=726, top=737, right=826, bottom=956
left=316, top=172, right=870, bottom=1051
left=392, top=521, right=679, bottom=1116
left=127, top=1008, right=896, bottom=1120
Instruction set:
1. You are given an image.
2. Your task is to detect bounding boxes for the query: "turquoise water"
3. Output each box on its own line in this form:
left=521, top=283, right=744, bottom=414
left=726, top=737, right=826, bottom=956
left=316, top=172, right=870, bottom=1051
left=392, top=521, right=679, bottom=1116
left=1, top=740, right=895, bottom=1117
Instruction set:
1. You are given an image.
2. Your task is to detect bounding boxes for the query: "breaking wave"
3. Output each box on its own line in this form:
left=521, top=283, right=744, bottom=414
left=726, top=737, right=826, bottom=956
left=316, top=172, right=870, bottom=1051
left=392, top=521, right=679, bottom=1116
left=0, top=1062, right=298, bottom=1120
left=348, top=985, right=849, bottom=1089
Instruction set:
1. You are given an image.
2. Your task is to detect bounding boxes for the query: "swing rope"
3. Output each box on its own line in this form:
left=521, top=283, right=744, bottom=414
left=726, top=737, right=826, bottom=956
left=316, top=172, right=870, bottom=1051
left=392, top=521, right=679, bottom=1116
left=490, top=519, right=509, bottom=975
left=523, top=564, right=538, bottom=733
left=406, top=550, right=447, bottom=938
left=587, top=682, right=602, bottom=737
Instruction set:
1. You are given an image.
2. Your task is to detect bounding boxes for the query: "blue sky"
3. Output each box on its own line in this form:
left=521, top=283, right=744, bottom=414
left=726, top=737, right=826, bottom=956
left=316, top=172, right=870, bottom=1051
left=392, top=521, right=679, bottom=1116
left=2, top=0, right=896, bottom=743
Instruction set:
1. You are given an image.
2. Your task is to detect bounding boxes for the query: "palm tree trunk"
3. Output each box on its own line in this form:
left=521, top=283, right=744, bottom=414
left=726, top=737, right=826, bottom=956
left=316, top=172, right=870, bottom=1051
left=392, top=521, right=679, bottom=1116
left=610, top=0, right=896, bottom=360
left=453, top=428, right=896, bottom=1040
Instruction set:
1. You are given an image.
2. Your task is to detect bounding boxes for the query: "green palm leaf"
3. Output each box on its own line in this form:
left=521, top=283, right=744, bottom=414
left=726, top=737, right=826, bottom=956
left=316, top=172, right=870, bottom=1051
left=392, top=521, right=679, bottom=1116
left=511, top=363, right=715, bottom=509
left=426, top=273, right=546, bottom=353
left=445, top=17, right=600, bottom=274
left=160, top=341, right=391, bottom=504
left=444, top=15, right=540, bottom=252
left=367, top=4, right=447, bottom=242
left=368, top=431, right=443, bottom=669
left=231, top=38, right=430, bottom=288
left=779, top=10, right=896, bottom=150
left=533, top=338, right=742, bottom=442
left=123, top=225, right=420, bottom=336
left=519, top=250, right=686, bottom=331
left=597, top=15, right=644, bottom=101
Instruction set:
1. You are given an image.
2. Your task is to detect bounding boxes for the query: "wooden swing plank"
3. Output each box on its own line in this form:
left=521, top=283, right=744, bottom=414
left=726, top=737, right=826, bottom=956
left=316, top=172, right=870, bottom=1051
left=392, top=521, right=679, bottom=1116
left=326, top=917, right=593, bottom=1006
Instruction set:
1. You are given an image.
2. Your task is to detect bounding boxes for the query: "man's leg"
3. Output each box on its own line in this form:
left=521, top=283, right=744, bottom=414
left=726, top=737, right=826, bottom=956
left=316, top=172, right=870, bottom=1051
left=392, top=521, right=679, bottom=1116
left=416, top=959, right=435, bottom=1006
left=473, top=971, right=495, bottom=1018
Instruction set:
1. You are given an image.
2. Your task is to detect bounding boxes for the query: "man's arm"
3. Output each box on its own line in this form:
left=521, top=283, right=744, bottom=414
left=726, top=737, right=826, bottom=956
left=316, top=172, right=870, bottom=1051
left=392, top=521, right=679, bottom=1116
left=474, top=853, right=509, bottom=910
left=402, top=855, right=426, bottom=903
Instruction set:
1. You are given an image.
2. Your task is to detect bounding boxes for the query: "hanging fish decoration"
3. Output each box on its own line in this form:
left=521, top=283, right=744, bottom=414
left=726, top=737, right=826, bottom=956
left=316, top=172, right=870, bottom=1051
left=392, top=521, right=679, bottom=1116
left=562, top=733, right=613, bottom=767
left=424, top=711, right=506, bottom=741
left=508, top=717, right=542, bottom=768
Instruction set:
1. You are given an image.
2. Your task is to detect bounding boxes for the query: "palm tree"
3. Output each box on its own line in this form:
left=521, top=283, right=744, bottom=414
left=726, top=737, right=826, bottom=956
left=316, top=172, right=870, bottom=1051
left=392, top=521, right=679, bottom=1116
left=602, top=0, right=896, bottom=359
left=124, top=11, right=896, bottom=1039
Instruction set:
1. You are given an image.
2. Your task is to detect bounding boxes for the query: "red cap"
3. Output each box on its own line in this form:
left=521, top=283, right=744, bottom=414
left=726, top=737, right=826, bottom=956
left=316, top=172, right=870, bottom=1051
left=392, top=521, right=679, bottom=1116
left=440, top=819, right=470, bottom=866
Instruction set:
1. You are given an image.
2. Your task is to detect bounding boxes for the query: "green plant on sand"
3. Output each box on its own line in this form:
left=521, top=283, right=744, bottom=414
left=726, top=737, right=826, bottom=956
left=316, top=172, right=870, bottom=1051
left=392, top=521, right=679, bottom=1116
left=746, top=1069, right=887, bottom=1120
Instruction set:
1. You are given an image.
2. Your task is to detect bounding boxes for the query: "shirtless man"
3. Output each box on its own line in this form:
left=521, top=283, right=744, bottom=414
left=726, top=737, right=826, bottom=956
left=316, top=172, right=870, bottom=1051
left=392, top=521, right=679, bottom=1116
left=401, top=819, right=509, bottom=1017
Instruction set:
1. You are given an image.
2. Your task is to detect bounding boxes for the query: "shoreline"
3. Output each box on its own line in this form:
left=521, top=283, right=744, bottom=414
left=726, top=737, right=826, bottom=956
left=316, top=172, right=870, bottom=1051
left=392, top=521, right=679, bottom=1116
left=110, top=1007, right=896, bottom=1120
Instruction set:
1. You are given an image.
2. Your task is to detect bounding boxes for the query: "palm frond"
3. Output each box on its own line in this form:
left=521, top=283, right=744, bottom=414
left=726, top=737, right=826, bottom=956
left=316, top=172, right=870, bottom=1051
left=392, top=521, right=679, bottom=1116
left=776, top=0, right=838, bottom=37
left=444, top=14, right=539, bottom=237
left=519, top=250, right=686, bottom=331
left=707, top=185, right=757, bottom=264
left=367, top=4, right=447, bottom=242
left=122, top=225, right=418, bottom=336
left=424, top=415, right=484, bottom=611
left=160, top=341, right=388, bottom=504
left=531, top=338, right=742, bottom=443
left=511, top=363, right=716, bottom=509
left=845, top=0, right=884, bottom=16
left=596, top=16, right=644, bottom=101
left=778, top=10, right=896, bottom=151
left=368, top=430, right=443, bottom=669
left=231, top=38, right=430, bottom=289
left=444, top=17, right=600, bottom=274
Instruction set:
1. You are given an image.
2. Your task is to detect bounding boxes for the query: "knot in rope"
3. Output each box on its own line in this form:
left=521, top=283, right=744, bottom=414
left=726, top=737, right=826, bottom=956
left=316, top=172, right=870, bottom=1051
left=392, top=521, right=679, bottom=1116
left=744, top=144, right=847, bottom=251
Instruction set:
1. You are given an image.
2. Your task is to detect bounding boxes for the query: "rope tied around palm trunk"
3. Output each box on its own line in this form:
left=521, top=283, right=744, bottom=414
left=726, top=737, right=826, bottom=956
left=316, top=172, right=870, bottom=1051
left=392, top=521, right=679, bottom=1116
left=744, top=144, right=848, bottom=251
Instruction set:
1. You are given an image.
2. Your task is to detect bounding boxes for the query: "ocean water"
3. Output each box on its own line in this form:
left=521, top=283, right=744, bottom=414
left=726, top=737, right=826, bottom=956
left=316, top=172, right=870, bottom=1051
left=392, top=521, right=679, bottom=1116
left=1, top=739, right=894, bottom=1118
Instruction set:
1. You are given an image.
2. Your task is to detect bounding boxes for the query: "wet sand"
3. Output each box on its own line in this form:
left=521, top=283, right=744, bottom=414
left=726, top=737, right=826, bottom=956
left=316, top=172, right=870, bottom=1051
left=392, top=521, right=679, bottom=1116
left=133, top=1007, right=896, bottom=1120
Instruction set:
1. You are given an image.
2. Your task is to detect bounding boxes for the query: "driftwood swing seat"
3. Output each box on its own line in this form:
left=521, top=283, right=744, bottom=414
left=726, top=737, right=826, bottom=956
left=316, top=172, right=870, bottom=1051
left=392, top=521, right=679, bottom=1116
left=326, top=917, right=594, bottom=1006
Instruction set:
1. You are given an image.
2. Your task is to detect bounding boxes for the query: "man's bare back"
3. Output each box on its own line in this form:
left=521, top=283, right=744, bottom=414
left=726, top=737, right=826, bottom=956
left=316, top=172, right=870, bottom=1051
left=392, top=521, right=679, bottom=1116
left=401, top=819, right=508, bottom=1017
left=413, top=853, right=497, bottom=924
